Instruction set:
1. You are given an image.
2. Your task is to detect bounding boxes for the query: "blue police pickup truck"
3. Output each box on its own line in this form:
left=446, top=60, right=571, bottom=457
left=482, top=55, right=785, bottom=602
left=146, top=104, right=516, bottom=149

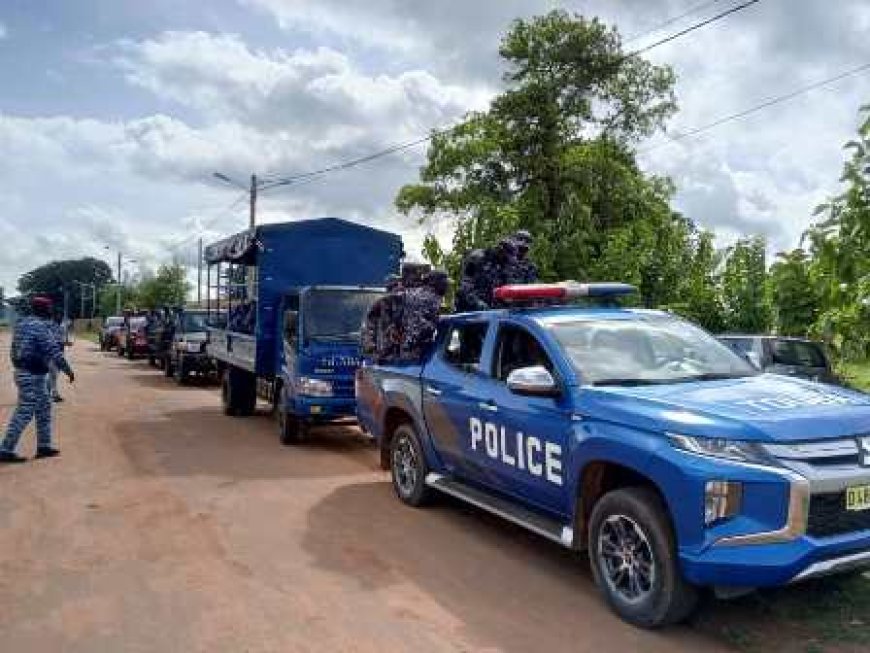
left=356, top=282, right=870, bottom=628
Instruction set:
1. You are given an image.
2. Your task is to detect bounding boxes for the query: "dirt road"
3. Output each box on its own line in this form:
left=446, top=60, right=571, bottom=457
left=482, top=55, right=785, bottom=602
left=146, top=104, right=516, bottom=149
left=0, top=335, right=731, bottom=652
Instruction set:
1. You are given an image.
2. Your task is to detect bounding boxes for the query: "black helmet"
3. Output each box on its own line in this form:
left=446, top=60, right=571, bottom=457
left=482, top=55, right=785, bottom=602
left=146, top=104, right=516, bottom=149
left=496, top=237, right=518, bottom=259
left=425, top=268, right=450, bottom=295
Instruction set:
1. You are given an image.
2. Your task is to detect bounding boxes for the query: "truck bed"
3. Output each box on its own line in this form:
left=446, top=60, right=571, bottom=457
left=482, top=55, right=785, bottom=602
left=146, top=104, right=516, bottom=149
left=356, top=362, right=425, bottom=440
left=208, top=328, right=257, bottom=373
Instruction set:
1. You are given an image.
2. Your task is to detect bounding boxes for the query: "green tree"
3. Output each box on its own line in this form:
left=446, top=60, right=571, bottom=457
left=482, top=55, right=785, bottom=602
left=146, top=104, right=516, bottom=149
left=136, top=264, right=190, bottom=310
left=805, top=105, right=870, bottom=359
left=397, top=11, right=678, bottom=287
left=769, top=249, right=818, bottom=336
left=17, top=258, right=114, bottom=318
left=721, top=236, right=772, bottom=333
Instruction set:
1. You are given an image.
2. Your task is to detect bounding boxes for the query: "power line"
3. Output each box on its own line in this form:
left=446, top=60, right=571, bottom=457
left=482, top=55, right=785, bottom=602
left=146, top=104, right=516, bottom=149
left=640, top=61, right=870, bottom=154
left=624, top=0, right=726, bottom=45
left=230, top=1, right=763, bottom=191
left=629, top=0, right=762, bottom=56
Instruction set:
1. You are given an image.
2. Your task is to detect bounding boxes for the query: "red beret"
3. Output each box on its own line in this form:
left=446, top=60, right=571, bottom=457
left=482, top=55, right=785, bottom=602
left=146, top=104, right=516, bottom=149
left=31, top=296, right=53, bottom=310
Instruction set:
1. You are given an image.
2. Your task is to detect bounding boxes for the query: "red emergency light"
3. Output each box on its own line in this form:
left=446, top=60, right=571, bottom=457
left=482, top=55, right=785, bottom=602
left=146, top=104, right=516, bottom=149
left=493, top=281, right=637, bottom=304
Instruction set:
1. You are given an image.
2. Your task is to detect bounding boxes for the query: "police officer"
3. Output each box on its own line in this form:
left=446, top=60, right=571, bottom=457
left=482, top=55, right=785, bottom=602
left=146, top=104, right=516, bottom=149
left=1, top=296, right=74, bottom=463
left=511, top=229, right=538, bottom=284
left=484, top=237, right=518, bottom=308
left=46, top=313, right=66, bottom=402
left=399, top=268, right=449, bottom=362
left=361, top=274, right=401, bottom=363
left=454, top=249, right=488, bottom=312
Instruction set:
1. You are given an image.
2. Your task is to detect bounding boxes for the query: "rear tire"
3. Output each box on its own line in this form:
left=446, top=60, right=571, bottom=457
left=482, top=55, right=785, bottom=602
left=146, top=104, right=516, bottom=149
left=588, top=487, right=698, bottom=629
left=389, top=423, right=433, bottom=507
left=222, top=367, right=256, bottom=417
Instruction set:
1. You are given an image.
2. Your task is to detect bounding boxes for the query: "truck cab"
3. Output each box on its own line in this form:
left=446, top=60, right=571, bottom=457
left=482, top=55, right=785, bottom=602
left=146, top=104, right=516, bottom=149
left=276, top=285, right=384, bottom=442
left=356, top=283, right=870, bottom=628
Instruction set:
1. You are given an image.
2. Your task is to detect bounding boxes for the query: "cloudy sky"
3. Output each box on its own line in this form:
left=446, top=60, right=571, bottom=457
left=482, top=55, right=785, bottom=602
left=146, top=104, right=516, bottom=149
left=1, top=0, right=868, bottom=294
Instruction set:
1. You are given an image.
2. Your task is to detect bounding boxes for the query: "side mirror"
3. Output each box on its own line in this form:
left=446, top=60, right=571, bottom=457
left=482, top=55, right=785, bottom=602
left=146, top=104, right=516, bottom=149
left=743, top=351, right=762, bottom=369
left=506, top=366, right=560, bottom=397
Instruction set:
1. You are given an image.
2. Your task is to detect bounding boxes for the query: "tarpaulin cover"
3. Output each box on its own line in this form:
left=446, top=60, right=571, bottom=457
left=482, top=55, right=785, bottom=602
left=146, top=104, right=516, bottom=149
left=204, top=228, right=261, bottom=264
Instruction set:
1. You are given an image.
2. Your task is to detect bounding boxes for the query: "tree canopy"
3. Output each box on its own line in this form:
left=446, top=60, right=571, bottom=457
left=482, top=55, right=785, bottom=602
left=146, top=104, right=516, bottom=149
left=16, top=257, right=113, bottom=318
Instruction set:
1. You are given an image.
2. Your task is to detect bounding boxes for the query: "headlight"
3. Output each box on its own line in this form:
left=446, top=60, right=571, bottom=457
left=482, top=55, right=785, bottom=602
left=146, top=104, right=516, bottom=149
left=186, top=342, right=203, bottom=353
left=299, top=377, right=333, bottom=397
left=668, top=434, right=770, bottom=465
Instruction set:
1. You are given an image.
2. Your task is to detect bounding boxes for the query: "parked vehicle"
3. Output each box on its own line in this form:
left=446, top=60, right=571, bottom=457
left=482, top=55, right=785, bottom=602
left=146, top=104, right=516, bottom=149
left=718, top=335, right=840, bottom=385
left=100, top=316, right=125, bottom=351
left=205, top=218, right=402, bottom=443
left=357, top=282, right=870, bottom=628
left=118, top=316, right=149, bottom=359
left=161, top=310, right=214, bottom=384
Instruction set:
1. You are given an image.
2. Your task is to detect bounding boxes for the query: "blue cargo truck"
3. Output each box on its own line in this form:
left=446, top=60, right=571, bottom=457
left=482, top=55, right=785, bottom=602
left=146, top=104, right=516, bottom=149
left=206, top=218, right=402, bottom=444
left=356, top=282, right=870, bottom=628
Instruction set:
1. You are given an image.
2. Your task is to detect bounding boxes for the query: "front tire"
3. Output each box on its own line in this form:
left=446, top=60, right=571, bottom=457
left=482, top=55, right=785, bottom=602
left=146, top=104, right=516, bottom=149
left=389, top=423, right=433, bottom=507
left=588, top=487, right=698, bottom=629
left=174, top=356, right=188, bottom=385
left=277, top=386, right=305, bottom=445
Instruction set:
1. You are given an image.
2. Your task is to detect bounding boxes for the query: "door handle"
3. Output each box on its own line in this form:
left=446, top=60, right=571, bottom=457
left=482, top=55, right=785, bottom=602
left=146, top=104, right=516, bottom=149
left=478, top=401, right=498, bottom=413
left=425, top=386, right=443, bottom=396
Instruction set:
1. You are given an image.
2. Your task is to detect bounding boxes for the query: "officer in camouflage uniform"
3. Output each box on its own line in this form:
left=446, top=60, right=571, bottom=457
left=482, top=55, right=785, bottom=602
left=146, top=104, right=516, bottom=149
left=454, top=249, right=488, bottom=312
left=485, top=237, right=519, bottom=307
left=1, top=296, right=75, bottom=463
left=361, top=274, right=402, bottom=363
left=511, top=229, right=539, bottom=284
left=399, top=269, right=449, bottom=362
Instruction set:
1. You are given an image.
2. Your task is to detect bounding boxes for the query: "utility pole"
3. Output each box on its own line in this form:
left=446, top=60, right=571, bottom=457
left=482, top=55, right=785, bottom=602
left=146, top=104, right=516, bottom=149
left=116, top=251, right=122, bottom=315
left=249, top=174, right=257, bottom=229
left=197, top=237, right=203, bottom=305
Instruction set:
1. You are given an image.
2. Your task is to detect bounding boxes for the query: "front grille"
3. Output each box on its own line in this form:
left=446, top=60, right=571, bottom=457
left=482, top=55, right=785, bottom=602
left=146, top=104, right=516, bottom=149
left=331, top=378, right=355, bottom=398
left=808, top=492, right=870, bottom=537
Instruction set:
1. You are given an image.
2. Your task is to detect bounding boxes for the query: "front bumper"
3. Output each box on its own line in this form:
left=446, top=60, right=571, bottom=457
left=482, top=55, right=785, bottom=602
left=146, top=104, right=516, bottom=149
left=290, top=395, right=357, bottom=421
left=668, top=447, right=870, bottom=588
left=681, top=528, right=870, bottom=587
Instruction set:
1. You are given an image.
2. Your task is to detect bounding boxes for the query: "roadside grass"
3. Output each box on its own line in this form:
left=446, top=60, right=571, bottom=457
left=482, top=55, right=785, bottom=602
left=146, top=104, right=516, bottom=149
left=74, top=331, right=100, bottom=345
left=839, top=360, right=870, bottom=393
left=695, top=573, right=870, bottom=652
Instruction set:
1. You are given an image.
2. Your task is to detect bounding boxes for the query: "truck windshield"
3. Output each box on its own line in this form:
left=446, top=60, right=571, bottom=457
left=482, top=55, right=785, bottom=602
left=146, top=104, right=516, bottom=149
left=182, top=313, right=208, bottom=332
left=303, top=289, right=383, bottom=341
left=549, top=315, right=758, bottom=386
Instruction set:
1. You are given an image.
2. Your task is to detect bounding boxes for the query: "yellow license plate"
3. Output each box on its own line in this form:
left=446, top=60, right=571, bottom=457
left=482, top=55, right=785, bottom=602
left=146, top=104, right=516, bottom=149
left=845, top=485, right=870, bottom=512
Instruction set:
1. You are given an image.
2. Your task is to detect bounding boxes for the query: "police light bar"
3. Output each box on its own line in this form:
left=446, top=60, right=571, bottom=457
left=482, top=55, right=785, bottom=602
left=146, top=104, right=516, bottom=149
left=493, top=281, right=637, bottom=303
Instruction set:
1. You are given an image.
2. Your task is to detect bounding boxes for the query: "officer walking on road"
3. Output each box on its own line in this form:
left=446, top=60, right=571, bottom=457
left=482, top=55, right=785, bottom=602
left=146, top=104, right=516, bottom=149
left=1, top=296, right=75, bottom=464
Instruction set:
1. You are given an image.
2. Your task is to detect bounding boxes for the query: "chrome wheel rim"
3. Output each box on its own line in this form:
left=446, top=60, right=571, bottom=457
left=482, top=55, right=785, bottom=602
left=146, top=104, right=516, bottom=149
left=598, top=514, right=656, bottom=604
left=392, top=434, right=418, bottom=496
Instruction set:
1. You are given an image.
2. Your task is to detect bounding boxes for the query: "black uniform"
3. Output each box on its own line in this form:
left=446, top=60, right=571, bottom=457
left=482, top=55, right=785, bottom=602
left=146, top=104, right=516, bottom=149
left=511, top=229, right=538, bottom=284
left=455, top=249, right=488, bottom=312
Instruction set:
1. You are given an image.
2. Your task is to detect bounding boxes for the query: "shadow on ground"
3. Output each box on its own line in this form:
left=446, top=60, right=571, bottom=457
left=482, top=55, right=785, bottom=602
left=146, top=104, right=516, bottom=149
left=302, top=481, right=725, bottom=653
left=114, top=406, right=381, bottom=481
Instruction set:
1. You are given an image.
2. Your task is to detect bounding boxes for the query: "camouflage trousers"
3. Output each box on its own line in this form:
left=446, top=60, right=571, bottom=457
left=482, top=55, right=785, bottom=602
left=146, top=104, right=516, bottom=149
left=2, top=371, right=52, bottom=453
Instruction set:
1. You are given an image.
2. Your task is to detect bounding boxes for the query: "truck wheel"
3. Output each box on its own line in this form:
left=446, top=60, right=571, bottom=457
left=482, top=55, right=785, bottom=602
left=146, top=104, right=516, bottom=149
left=222, top=368, right=256, bottom=417
left=164, top=356, right=174, bottom=377
left=117, top=346, right=124, bottom=358
left=174, top=356, right=188, bottom=385
left=125, top=346, right=134, bottom=360
left=277, top=386, right=305, bottom=445
left=588, top=487, right=698, bottom=629
left=390, top=423, right=433, bottom=507
left=148, top=355, right=156, bottom=367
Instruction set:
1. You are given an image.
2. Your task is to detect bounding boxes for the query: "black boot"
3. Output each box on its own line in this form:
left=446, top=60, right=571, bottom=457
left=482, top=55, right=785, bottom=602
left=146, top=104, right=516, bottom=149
left=35, top=447, right=60, bottom=459
left=0, top=451, right=27, bottom=464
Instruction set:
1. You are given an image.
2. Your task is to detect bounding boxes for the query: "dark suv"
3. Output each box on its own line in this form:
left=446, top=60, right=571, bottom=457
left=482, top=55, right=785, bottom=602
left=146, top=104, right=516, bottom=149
left=717, top=335, right=839, bottom=385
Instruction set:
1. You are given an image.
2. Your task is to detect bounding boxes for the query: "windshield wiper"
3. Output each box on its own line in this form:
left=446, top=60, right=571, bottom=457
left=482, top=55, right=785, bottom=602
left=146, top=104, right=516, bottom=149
left=681, top=372, right=755, bottom=382
left=593, top=378, right=673, bottom=387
